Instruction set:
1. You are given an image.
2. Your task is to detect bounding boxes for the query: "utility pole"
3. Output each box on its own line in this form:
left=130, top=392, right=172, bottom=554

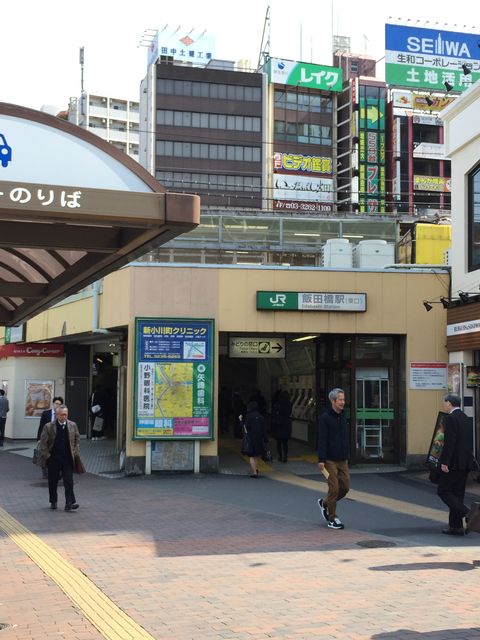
left=79, top=46, right=86, bottom=119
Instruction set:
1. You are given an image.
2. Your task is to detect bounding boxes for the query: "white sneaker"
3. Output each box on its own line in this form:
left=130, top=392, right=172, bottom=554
left=327, top=517, right=344, bottom=530
left=317, top=498, right=329, bottom=522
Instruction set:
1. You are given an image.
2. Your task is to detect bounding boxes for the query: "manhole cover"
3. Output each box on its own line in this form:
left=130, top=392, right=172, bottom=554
left=356, top=540, right=397, bottom=549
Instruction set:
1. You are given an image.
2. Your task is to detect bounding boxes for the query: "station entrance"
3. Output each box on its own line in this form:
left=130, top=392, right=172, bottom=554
left=218, top=332, right=405, bottom=465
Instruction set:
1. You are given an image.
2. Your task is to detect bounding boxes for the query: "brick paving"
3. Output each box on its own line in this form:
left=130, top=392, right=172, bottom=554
left=0, top=449, right=479, bottom=639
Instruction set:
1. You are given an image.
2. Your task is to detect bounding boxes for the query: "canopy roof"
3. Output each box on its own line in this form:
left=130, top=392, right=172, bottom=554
left=0, top=103, right=199, bottom=326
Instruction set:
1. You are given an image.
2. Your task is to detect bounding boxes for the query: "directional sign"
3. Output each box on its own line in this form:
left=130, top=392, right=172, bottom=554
left=229, top=337, right=286, bottom=359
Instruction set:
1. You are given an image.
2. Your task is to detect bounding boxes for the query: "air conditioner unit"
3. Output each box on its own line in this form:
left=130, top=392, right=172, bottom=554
left=101, top=97, right=107, bottom=103
left=101, top=119, right=106, bottom=124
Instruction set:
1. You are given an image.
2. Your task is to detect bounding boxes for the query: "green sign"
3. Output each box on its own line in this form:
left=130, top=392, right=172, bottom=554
left=269, top=58, right=343, bottom=92
left=386, top=63, right=480, bottom=92
left=359, top=98, right=385, bottom=130
left=257, top=291, right=366, bottom=312
left=4, top=325, right=25, bottom=344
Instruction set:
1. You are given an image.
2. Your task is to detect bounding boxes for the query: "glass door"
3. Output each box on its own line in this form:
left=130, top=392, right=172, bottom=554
left=355, top=367, right=395, bottom=462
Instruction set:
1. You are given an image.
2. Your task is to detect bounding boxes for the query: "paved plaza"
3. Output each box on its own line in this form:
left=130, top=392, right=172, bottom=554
left=0, top=444, right=479, bottom=640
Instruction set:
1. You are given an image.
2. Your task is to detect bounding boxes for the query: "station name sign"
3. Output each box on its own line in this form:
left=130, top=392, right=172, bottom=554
left=257, top=291, right=367, bottom=312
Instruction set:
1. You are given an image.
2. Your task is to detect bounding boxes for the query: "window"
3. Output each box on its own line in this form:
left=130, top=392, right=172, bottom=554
left=156, top=141, right=260, bottom=162
left=469, top=165, right=480, bottom=271
left=156, top=109, right=260, bottom=132
left=154, top=171, right=262, bottom=193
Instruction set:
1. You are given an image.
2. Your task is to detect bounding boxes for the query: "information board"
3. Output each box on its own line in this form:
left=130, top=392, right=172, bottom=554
left=134, top=318, right=214, bottom=439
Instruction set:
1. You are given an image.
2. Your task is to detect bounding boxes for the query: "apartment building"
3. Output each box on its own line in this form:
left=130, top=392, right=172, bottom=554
left=68, top=93, right=140, bottom=160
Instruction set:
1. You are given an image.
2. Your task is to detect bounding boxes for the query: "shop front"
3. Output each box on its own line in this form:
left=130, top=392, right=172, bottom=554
left=23, top=262, right=449, bottom=473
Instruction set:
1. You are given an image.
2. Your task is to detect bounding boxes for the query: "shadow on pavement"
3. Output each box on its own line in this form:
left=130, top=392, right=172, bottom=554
left=372, top=629, right=480, bottom=639
left=369, top=560, right=480, bottom=572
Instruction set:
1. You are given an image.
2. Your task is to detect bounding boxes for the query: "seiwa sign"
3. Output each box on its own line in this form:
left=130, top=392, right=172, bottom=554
left=386, top=24, right=478, bottom=60
left=385, top=24, right=480, bottom=92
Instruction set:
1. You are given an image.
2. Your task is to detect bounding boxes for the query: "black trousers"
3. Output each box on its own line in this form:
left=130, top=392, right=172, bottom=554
left=0, top=417, right=5, bottom=445
left=437, top=469, right=470, bottom=528
left=47, top=456, right=75, bottom=506
left=276, top=437, right=289, bottom=462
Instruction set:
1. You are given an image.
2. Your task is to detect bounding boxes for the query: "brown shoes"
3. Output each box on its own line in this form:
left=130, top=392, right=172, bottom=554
left=441, top=527, right=465, bottom=536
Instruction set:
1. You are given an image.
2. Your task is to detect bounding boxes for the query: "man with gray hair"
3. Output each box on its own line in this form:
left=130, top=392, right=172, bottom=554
left=438, top=393, right=475, bottom=536
left=317, top=388, right=350, bottom=529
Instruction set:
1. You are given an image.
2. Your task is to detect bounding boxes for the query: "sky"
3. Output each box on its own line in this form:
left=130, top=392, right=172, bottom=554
left=1, top=1, right=478, bottom=111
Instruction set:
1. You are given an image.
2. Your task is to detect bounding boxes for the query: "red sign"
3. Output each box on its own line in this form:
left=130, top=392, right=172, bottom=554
left=0, top=343, right=64, bottom=358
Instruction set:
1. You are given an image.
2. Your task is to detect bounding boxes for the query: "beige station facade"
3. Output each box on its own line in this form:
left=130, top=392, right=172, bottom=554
left=1, top=262, right=450, bottom=473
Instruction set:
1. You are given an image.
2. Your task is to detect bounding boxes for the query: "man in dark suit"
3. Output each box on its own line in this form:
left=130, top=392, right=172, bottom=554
left=37, top=405, right=80, bottom=511
left=438, top=393, right=475, bottom=536
left=37, top=396, right=63, bottom=478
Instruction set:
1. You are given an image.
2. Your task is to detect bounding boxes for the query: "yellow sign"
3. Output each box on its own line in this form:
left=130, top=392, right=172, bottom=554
left=412, top=94, right=455, bottom=112
left=273, top=152, right=332, bottom=175
left=413, top=175, right=451, bottom=192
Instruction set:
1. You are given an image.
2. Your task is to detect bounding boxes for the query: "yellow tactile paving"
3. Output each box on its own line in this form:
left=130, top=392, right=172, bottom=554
left=0, top=506, right=155, bottom=640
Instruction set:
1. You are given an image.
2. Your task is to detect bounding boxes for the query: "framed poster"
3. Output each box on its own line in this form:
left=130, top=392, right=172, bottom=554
left=134, top=318, right=214, bottom=440
left=447, top=363, right=462, bottom=395
left=466, top=366, right=480, bottom=388
left=24, top=380, right=53, bottom=418
left=426, top=411, right=447, bottom=467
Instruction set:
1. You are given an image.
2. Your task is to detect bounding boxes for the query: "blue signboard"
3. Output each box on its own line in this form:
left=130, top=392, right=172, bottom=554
left=386, top=24, right=480, bottom=60
left=385, top=23, right=480, bottom=91
left=134, top=318, right=214, bottom=440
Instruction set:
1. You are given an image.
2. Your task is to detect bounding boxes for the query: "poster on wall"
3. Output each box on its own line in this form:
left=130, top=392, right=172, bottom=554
left=134, top=318, right=214, bottom=440
left=24, top=380, right=54, bottom=418
left=409, top=362, right=447, bottom=389
left=466, top=365, right=480, bottom=388
left=447, top=363, right=462, bottom=395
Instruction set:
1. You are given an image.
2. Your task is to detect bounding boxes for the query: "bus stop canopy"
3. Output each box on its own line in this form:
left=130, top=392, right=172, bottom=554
left=0, top=103, right=199, bottom=326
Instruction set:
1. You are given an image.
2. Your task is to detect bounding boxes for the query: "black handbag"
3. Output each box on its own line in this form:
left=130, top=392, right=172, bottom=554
left=241, top=426, right=253, bottom=456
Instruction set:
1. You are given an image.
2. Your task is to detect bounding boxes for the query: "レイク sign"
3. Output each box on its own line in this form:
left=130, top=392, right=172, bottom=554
left=268, top=58, right=343, bottom=92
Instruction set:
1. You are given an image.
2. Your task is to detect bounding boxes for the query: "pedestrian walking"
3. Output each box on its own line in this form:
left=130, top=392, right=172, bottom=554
left=437, top=393, right=476, bottom=536
left=37, top=396, right=63, bottom=478
left=89, top=385, right=106, bottom=440
left=317, top=388, right=350, bottom=530
left=271, top=389, right=292, bottom=463
left=37, top=404, right=81, bottom=511
left=232, top=388, right=246, bottom=439
left=242, top=400, right=267, bottom=478
left=0, top=389, right=9, bottom=447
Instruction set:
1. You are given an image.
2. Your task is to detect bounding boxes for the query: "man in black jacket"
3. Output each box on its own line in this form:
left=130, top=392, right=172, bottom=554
left=317, top=388, right=350, bottom=530
left=438, top=393, right=475, bottom=536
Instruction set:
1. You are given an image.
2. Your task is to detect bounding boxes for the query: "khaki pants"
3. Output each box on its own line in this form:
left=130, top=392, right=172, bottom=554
left=325, top=459, right=350, bottom=519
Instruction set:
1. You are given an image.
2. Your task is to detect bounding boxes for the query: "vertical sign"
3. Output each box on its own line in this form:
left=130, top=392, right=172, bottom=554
left=134, top=318, right=214, bottom=439
left=358, top=88, right=386, bottom=213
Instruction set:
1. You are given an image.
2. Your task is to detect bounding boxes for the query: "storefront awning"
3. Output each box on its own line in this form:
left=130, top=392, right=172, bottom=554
left=0, top=103, right=199, bottom=326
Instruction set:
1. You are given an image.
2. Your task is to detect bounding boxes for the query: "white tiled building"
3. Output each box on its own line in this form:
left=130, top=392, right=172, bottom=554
left=68, top=93, right=140, bottom=160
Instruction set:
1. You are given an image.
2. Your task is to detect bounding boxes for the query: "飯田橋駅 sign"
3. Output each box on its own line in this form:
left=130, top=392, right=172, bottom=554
left=257, top=291, right=367, bottom=312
